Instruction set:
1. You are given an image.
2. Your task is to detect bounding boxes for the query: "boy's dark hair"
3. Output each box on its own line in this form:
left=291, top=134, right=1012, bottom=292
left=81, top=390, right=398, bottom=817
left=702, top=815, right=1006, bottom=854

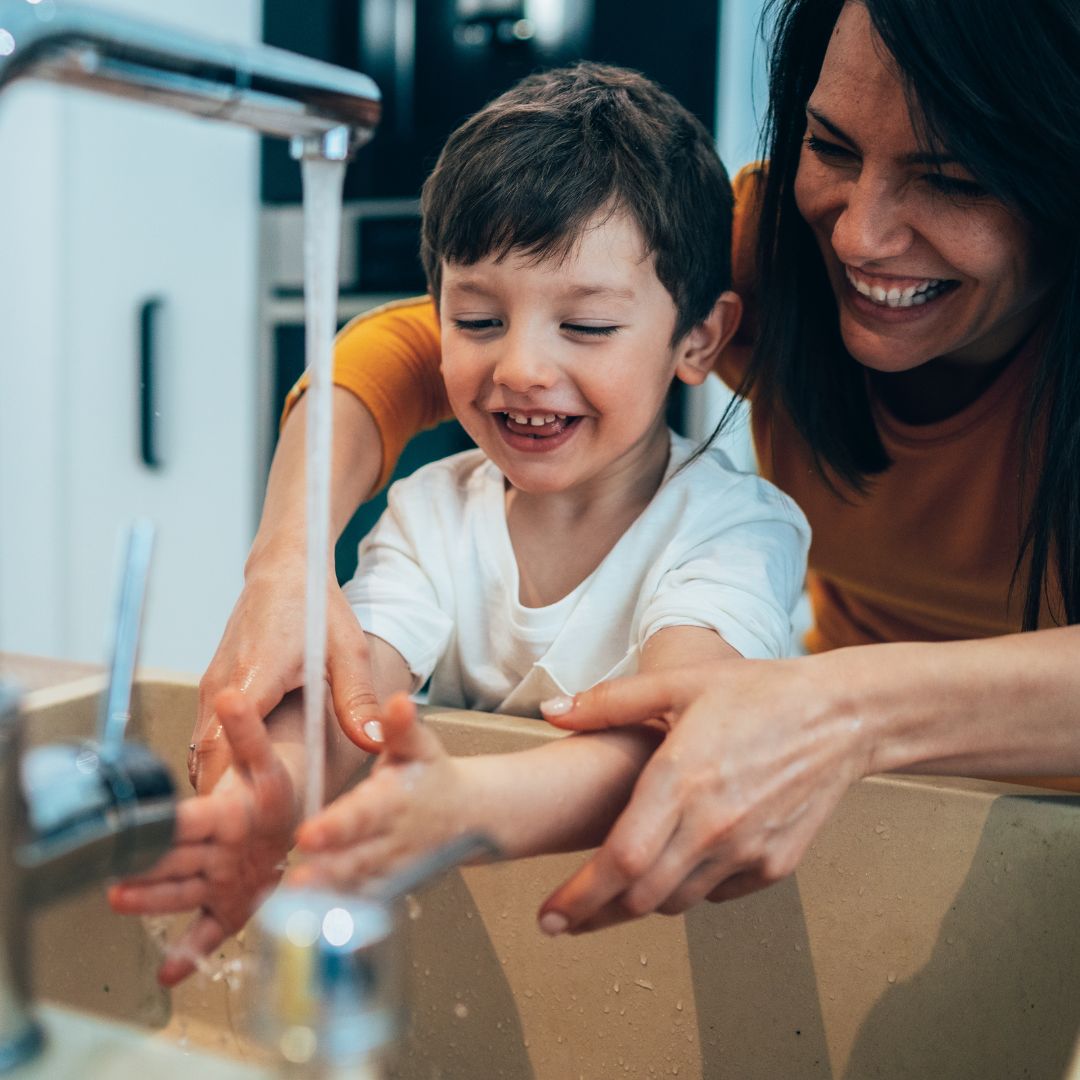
left=420, top=62, right=732, bottom=343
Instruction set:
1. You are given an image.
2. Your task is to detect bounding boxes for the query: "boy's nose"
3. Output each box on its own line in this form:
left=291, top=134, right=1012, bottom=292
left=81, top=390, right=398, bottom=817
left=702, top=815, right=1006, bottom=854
left=492, top=335, right=558, bottom=392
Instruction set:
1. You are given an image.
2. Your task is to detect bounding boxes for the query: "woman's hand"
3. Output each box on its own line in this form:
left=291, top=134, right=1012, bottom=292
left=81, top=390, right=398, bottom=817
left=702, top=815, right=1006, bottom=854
left=189, top=563, right=384, bottom=793
left=536, top=656, right=870, bottom=934
left=290, top=694, right=467, bottom=890
left=109, top=688, right=301, bottom=986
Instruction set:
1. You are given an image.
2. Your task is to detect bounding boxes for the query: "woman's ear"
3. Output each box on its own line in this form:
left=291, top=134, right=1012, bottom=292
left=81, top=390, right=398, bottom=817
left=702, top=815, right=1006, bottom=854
left=673, top=291, right=743, bottom=386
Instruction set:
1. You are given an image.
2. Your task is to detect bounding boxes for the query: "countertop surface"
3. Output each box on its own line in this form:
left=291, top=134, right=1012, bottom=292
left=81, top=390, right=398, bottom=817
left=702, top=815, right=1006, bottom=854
left=0, top=652, right=103, bottom=693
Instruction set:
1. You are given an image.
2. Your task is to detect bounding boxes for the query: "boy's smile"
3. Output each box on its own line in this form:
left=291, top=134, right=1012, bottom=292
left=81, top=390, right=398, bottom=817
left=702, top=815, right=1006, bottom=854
left=438, top=208, right=712, bottom=505
left=497, top=411, right=581, bottom=453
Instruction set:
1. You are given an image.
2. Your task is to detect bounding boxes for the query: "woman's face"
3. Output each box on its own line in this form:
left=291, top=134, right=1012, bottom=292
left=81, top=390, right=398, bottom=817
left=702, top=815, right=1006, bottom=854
left=794, top=1, right=1053, bottom=373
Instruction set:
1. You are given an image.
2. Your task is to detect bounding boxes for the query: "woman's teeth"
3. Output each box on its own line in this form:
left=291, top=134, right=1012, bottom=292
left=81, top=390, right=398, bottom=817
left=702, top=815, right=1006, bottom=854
left=845, top=267, right=953, bottom=308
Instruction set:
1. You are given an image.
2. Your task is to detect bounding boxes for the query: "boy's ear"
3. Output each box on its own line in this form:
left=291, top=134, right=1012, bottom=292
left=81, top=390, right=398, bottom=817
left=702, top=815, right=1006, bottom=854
left=673, top=291, right=743, bottom=386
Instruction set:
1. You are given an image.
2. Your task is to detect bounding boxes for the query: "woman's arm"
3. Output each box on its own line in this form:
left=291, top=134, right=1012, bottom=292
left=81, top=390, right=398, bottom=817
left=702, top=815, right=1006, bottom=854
left=191, top=298, right=447, bottom=791
left=190, top=389, right=385, bottom=791
left=536, top=624, right=1080, bottom=934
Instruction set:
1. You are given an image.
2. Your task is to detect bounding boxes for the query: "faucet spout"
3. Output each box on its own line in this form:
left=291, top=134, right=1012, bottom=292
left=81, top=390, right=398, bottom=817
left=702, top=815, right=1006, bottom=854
left=0, top=0, right=380, bottom=155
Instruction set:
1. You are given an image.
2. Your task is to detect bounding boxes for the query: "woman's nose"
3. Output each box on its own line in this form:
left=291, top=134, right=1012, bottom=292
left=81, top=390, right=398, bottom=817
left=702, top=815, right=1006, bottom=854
left=830, top=173, right=913, bottom=265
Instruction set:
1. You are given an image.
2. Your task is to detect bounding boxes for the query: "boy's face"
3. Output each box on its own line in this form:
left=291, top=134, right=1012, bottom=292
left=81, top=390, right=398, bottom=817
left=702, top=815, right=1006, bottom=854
left=439, top=210, right=688, bottom=496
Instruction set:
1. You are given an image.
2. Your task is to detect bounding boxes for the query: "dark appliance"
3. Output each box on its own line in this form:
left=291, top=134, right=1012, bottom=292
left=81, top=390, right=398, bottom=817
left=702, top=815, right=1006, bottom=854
left=262, top=0, right=719, bottom=204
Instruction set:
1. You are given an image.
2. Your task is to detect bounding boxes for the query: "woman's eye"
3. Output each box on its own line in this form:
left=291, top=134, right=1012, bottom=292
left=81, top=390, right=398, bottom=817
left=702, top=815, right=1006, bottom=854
left=453, top=318, right=502, bottom=332
left=804, top=134, right=855, bottom=162
left=923, top=172, right=988, bottom=199
left=564, top=324, right=619, bottom=337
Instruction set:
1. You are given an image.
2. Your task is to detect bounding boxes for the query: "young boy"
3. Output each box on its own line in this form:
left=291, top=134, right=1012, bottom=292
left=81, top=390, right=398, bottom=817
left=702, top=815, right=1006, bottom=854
left=110, top=63, right=809, bottom=984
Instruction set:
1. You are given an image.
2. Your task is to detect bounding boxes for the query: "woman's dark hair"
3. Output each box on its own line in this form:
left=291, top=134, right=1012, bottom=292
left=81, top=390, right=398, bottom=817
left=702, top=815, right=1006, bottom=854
left=420, top=62, right=733, bottom=344
left=751, top=0, right=1080, bottom=629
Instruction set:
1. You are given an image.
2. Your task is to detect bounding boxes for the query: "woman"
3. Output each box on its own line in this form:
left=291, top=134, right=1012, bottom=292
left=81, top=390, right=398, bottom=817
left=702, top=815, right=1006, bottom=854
left=192, top=0, right=1080, bottom=936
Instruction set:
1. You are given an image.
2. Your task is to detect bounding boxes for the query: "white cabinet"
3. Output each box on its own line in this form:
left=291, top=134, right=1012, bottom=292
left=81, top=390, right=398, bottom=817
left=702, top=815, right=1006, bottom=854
left=0, top=0, right=262, bottom=674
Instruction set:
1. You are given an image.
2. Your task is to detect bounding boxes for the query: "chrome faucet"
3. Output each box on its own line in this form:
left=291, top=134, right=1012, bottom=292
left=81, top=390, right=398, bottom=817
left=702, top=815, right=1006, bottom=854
left=0, top=6, right=385, bottom=1067
left=0, top=524, right=175, bottom=1072
left=0, top=0, right=381, bottom=160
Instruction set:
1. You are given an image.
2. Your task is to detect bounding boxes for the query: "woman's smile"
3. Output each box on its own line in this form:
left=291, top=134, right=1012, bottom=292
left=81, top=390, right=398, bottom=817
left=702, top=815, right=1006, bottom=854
left=840, top=264, right=963, bottom=328
left=843, top=266, right=957, bottom=309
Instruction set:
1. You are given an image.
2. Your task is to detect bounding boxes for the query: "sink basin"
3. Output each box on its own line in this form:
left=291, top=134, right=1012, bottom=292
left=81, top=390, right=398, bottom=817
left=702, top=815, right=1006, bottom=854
left=20, top=674, right=1080, bottom=1079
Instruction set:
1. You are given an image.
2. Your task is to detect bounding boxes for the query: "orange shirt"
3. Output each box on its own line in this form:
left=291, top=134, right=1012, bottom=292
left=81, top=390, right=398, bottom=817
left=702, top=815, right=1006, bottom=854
left=291, top=165, right=1056, bottom=651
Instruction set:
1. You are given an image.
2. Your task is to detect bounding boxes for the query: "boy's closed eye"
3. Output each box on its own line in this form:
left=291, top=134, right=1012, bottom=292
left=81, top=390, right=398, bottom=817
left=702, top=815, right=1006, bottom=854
left=452, top=317, right=620, bottom=338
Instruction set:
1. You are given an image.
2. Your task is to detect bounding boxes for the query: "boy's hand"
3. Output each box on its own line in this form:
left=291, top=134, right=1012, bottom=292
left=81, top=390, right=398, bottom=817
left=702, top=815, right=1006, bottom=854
left=291, top=694, right=465, bottom=889
left=108, top=689, right=300, bottom=986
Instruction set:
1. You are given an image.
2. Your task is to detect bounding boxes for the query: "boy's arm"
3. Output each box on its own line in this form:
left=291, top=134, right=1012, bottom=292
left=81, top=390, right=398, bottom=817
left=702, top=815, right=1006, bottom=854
left=639, top=624, right=742, bottom=670
left=293, top=627, right=738, bottom=884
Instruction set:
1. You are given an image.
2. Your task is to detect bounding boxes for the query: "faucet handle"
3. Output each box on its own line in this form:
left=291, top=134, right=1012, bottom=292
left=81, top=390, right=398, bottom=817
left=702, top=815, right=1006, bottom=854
left=97, top=520, right=155, bottom=756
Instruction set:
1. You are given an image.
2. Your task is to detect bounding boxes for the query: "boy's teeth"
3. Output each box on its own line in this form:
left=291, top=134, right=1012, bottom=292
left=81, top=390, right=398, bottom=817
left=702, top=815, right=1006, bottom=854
left=507, top=412, right=563, bottom=425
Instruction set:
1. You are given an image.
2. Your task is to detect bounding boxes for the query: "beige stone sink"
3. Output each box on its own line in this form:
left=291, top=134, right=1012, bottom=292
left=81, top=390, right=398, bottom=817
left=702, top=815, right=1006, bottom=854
left=18, top=674, right=1080, bottom=1079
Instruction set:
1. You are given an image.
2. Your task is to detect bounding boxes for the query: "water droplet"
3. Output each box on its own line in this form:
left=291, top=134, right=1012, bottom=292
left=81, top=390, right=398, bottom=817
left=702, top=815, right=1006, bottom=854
left=640, top=954, right=648, bottom=966
left=405, top=893, right=422, bottom=921
left=635, top=978, right=655, bottom=991
left=676, top=1000, right=684, bottom=1012
left=454, top=1002, right=469, bottom=1019
left=887, top=972, right=897, bottom=984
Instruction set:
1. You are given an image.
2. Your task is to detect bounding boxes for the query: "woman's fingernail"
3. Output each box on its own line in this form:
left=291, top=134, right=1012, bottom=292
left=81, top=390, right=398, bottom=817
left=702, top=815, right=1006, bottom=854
left=540, top=695, right=574, bottom=717
left=539, top=912, right=569, bottom=936
left=363, top=719, right=384, bottom=742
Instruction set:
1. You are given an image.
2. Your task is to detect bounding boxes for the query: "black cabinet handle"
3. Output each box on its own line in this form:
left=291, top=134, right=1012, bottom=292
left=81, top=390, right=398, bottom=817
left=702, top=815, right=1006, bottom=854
left=138, top=297, right=165, bottom=470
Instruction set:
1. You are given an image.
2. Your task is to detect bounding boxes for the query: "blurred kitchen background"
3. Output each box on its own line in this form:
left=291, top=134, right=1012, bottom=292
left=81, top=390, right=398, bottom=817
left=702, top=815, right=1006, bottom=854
left=0, top=0, right=770, bottom=673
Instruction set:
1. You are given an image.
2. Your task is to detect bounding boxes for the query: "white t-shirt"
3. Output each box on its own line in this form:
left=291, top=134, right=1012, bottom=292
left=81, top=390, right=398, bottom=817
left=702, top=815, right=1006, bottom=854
left=343, top=431, right=810, bottom=717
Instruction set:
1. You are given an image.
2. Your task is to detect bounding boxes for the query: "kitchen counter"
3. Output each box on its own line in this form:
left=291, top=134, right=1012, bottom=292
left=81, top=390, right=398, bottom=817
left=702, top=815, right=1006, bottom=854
left=0, top=652, right=103, bottom=693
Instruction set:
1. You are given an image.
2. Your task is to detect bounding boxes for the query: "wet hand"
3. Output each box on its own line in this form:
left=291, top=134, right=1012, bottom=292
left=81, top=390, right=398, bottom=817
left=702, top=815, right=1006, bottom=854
left=189, top=567, right=384, bottom=793
left=291, top=694, right=465, bottom=890
left=536, top=657, right=868, bottom=934
left=110, top=688, right=300, bottom=986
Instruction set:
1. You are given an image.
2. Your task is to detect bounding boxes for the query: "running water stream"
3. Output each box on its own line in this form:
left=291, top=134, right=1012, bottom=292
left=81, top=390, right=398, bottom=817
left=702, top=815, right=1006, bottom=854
left=300, top=156, right=347, bottom=820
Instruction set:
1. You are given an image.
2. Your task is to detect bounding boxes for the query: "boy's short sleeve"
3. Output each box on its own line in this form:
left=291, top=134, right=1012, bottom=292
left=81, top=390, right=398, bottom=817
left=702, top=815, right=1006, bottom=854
left=341, top=475, right=455, bottom=687
left=282, top=296, right=451, bottom=491
left=637, top=460, right=810, bottom=660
